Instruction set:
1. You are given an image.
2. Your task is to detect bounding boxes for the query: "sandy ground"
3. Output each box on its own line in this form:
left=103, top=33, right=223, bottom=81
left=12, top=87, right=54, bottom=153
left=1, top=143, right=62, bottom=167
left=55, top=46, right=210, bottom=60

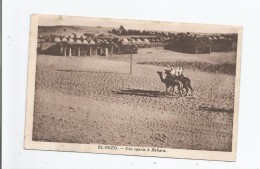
left=33, top=48, right=235, bottom=151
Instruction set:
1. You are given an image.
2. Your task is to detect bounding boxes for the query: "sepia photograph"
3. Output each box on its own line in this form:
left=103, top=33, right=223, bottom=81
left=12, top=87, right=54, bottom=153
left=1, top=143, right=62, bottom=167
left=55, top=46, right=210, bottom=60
left=24, top=14, right=242, bottom=161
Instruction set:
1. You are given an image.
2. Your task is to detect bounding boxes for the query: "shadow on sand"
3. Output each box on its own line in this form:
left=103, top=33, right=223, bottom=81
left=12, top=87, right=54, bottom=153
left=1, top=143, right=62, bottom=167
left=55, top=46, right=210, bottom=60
left=198, top=106, right=233, bottom=113
left=113, top=89, right=166, bottom=98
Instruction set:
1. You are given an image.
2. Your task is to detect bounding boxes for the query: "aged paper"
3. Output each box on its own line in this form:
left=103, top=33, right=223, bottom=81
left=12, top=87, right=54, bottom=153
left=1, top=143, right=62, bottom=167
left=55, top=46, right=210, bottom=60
left=24, top=14, right=242, bottom=161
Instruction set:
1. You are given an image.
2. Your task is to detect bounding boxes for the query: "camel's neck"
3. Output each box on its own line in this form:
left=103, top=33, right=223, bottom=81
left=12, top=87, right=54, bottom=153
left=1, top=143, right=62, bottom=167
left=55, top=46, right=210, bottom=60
left=158, top=73, right=165, bottom=83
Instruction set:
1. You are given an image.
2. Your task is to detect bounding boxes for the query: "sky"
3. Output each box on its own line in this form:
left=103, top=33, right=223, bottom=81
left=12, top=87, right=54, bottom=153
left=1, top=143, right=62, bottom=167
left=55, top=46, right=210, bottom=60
left=37, top=14, right=241, bottom=34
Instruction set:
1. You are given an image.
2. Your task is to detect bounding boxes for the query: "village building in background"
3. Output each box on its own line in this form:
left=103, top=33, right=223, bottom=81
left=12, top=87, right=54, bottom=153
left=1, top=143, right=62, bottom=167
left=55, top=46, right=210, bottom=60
left=37, top=25, right=238, bottom=57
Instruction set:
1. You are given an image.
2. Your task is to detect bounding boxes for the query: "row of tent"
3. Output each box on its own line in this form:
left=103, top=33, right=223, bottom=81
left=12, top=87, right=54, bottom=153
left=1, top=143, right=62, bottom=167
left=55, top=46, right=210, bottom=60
left=46, top=36, right=152, bottom=45
left=39, top=34, right=235, bottom=46
left=38, top=39, right=139, bottom=56
left=38, top=32, right=237, bottom=55
left=173, top=36, right=233, bottom=44
left=38, top=35, right=173, bottom=44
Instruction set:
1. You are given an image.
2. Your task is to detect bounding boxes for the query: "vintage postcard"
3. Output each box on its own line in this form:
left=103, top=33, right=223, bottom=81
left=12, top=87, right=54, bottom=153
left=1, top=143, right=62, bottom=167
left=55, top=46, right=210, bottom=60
left=24, top=14, right=242, bottom=161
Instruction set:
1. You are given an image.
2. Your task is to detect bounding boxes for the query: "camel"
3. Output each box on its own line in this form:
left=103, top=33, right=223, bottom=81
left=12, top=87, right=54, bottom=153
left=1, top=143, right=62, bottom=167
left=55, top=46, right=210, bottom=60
left=164, top=70, right=193, bottom=96
left=176, top=75, right=193, bottom=96
left=157, top=71, right=183, bottom=96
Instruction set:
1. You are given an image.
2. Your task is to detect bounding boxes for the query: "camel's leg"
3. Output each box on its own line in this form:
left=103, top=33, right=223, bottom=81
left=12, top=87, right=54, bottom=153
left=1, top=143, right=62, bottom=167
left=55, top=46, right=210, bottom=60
left=172, top=86, right=176, bottom=94
left=187, top=83, right=193, bottom=96
left=178, top=82, right=184, bottom=96
left=165, top=86, right=170, bottom=95
left=184, top=86, right=189, bottom=96
left=175, top=86, right=180, bottom=94
left=169, top=86, right=174, bottom=93
left=177, top=85, right=182, bottom=97
left=171, top=85, right=177, bottom=94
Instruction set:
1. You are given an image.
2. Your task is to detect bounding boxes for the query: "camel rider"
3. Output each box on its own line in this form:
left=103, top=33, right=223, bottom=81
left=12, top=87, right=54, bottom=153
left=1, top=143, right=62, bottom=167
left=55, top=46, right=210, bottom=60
left=179, top=67, right=183, bottom=76
left=169, top=67, right=177, bottom=79
left=165, top=67, right=175, bottom=80
left=175, top=67, right=180, bottom=76
left=170, top=67, right=175, bottom=76
left=177, top=67, right=185, bottom=78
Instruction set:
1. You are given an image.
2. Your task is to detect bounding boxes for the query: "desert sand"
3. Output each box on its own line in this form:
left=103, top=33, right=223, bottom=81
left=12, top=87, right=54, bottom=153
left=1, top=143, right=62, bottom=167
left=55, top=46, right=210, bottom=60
left=33, top=48, right=235, bottom=151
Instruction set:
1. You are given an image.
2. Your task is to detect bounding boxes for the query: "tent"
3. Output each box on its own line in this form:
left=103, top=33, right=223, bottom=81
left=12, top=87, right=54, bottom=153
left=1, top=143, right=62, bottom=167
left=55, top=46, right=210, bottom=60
left=68, top=38, right=75, bottom=43
left=136, top=39, right=142, bottom=44
left=219, top=36, right=225, bottom=40
left=144, top=39, right=150, bottom=44
left=131, top=39, right=136, bottom=43
left=61, top=37, right=68, bottom=42
left=54, top=37, right=61, bottom=42
left=122, top=38, right=129, bottom=45
left=89, top=40, right=96, bottom=45
left=82, top=40, right=89, bottom=44
left=75, top=39, right=82, bottom=44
